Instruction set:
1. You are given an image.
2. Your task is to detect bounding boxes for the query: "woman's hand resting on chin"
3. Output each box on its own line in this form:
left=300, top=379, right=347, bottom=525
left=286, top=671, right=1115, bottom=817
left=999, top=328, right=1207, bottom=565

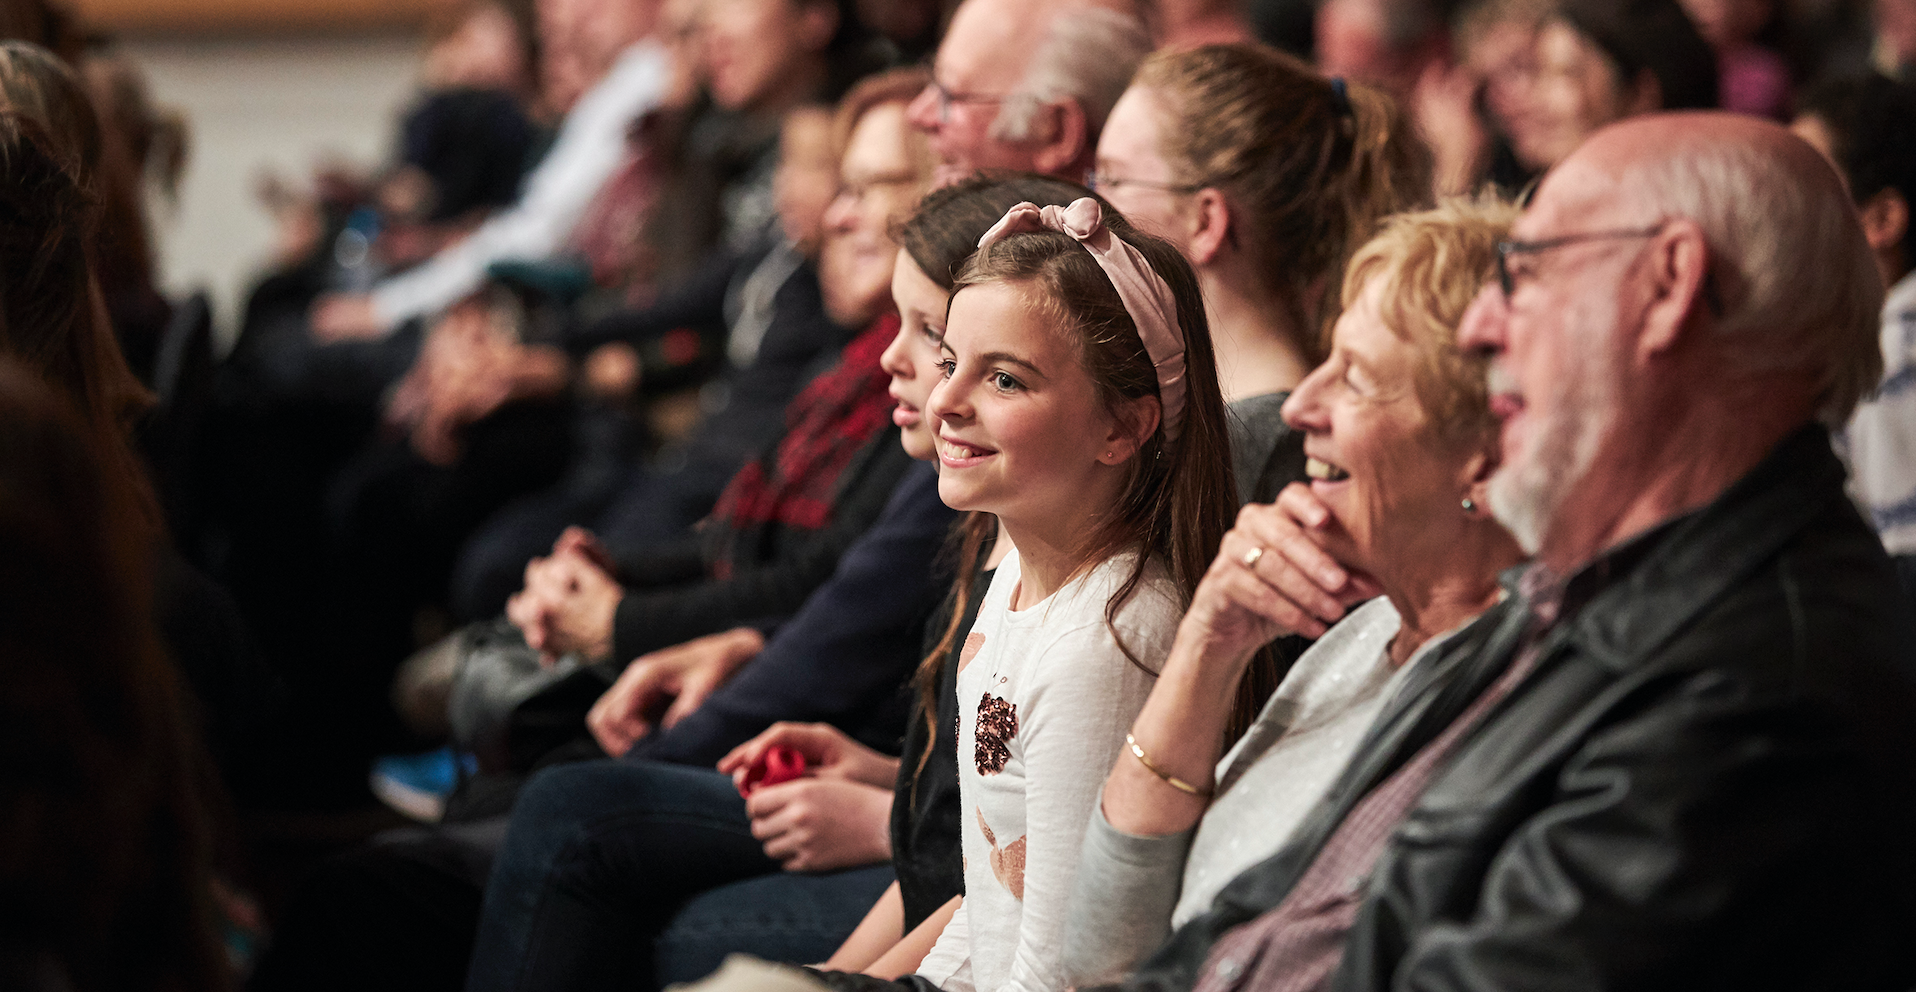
left=1180, top=483, right=1384, bottom=667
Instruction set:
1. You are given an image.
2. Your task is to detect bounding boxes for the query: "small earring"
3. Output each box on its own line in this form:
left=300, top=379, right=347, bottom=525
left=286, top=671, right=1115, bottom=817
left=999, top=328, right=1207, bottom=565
left=1461, top=497, right=1477, bottom=514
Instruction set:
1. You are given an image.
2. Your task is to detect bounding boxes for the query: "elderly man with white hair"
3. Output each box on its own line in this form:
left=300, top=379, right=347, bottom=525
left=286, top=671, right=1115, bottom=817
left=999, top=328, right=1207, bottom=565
left=906, top=0, right=1149, bottom=183
left=1094, top=111, right=1916, bottom=992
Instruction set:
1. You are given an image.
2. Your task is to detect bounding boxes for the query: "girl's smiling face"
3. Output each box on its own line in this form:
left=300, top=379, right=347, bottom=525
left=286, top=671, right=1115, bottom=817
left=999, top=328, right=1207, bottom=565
left=928, top=279, right=1136, bottom=539
left=881, top=253, right=949, bottom=461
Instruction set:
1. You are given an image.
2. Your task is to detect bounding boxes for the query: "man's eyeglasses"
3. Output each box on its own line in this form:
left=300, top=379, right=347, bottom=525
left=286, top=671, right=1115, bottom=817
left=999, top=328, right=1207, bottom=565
left=1494, top=222, right=1725, bottom=315
left=1494, top=225, right=1664, bottom=302
left=925, top=73, right=1009, bottom=124
left=1085, top=170, right=1204, bottom=196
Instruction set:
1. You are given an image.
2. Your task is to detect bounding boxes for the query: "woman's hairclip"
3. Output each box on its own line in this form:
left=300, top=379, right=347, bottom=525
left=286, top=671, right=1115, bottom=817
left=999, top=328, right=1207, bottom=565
left=976, top=198, right=1188, bottom=442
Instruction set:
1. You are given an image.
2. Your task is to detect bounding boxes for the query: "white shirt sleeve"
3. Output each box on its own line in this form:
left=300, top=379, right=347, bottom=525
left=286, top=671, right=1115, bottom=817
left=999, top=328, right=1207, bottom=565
left=993, top=620, right=1160, bottom=992
left=369, top=41, right=670, bottom=328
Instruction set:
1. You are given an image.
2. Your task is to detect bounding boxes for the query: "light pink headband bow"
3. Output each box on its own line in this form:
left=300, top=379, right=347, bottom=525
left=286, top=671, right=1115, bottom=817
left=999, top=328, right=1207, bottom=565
left=975, top=197, right=1188, bottom=442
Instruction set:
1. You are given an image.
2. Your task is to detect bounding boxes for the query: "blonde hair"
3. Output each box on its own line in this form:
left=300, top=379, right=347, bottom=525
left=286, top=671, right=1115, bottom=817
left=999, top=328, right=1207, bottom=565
left=1135, top=43, right=1432, bottom=362
left=1343, top=196, right=1520, bottom=441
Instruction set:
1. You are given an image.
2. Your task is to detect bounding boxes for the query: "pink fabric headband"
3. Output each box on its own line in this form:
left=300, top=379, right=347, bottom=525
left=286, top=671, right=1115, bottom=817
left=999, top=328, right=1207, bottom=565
left=975, top=197, right=1188, bottom=442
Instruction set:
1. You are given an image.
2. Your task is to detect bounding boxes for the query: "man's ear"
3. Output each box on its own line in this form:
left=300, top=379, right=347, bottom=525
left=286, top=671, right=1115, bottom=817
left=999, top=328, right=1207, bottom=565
left=796, top=0, right=839, bottom=52
left=1859, top=188, right=1910, bottom=255
left=1098, top=395, right=1162, bottom=465
left=1637, top=217, right=1712, bottom=358
left=1186, top=188, right=1232, bottom=266
left=1030, top=99, right=1090, bottom=178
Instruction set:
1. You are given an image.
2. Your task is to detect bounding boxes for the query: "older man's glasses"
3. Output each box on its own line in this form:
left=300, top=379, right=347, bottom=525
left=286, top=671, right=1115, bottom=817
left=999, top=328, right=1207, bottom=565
left=1085, top=171, right=1203, bottom=196
left=925, top=73, right=1009, bottom=124
left=1494, top=226, right=1664, bottom=302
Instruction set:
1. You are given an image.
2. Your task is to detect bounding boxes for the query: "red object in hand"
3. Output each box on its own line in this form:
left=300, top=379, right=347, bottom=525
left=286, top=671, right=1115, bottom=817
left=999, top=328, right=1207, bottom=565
left=738, top=745, right=808, bottom=797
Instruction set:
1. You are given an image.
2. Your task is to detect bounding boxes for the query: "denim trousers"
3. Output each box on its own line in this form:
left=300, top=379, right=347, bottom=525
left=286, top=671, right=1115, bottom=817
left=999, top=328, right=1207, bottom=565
left=465, top=758, right=893, bottom=992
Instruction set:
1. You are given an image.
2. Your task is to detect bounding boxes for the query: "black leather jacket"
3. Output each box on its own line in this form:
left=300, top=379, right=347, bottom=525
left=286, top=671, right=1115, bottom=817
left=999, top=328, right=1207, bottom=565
left=1115, top=425, right=1916, bottom=992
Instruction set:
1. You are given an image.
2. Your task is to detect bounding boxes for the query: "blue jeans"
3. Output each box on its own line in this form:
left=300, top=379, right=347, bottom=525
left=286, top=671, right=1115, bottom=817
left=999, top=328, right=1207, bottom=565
left=465, top=759, right=892, bottom=992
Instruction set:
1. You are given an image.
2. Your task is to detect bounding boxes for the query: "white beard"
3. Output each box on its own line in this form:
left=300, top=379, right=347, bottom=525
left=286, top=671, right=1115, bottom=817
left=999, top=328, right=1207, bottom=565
left=1488, top=299, right=1618, bottom=556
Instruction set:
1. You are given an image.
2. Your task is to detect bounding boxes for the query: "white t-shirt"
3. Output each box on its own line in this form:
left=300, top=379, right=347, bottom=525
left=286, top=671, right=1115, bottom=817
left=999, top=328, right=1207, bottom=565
left=916, top=549, right=1175, bottom=992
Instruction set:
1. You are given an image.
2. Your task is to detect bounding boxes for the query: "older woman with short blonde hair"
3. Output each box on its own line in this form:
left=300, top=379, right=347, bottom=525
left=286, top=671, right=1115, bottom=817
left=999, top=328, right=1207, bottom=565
left=1062, top=197, right=1527, bottom=985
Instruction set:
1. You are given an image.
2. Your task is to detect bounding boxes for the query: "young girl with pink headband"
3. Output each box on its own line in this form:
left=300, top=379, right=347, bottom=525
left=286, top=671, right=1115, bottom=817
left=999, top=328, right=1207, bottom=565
left=893, top=196, right=1234, bottom=992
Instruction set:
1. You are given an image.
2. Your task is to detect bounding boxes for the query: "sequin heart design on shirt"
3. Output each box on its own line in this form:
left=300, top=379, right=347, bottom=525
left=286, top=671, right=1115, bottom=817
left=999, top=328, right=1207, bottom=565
left=977, top=808, right=1026, bottom=900
left=974, top=691, right=1017, bottom=775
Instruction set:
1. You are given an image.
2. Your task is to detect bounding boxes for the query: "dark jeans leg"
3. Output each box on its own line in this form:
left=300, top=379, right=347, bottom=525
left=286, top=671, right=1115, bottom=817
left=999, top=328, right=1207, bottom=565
left=1895, top=554, right=1916, bottom=617
left=655, top=865, right=895, bottom=987
left=464, top=760, right=781, bottom=992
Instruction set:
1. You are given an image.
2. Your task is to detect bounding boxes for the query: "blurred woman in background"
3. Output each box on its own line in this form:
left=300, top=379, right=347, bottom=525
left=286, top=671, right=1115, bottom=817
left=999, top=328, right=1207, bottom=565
left=1091, top=43, right=1429, bottom=507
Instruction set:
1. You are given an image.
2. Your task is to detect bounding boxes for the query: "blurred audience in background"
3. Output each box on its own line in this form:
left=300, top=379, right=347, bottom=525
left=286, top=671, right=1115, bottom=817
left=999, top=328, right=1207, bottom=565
left=3, top=0, right=1916, bottom=989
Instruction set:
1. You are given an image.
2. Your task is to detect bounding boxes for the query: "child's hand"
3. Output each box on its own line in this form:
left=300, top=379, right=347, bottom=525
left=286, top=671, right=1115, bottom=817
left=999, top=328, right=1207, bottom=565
left=719, top=722, right=901, bottom=793
left=745, top=778, right=893, bottom=872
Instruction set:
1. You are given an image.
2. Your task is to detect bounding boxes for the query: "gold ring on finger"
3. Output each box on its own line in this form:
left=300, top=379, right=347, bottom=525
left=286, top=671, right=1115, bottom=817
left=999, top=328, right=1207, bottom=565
left=1241, top=545, right=1266, bottom=570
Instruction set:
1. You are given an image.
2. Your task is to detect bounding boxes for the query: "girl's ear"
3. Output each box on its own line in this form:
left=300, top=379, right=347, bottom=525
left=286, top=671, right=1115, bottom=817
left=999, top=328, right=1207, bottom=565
left=1099, top=395, right=1163, bottom=465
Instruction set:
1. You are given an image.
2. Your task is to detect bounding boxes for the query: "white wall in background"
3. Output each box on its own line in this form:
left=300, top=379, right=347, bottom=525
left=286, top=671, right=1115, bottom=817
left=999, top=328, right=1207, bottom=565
left=125, top=34, right=421, bottom=350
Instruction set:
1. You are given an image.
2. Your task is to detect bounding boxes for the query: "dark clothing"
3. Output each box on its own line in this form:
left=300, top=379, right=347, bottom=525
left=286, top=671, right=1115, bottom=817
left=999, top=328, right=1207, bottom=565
left=1112, top=425, right=1916, bottom=992
left=257, top=446, right=953, bottom=991
left=1227, top=392, right=1305, bottom=507
left=888, top=564, right=988, bottom=933
left=248, top=822, right=505, bottom=992
left=567, top=240, right=847, bottom=462
left=611, top=424, right=917, bottom=663
left=632, top=463, right=957, bottom=765
left=451, top=244, right=846, bottom=620
left=458, top=464, right=958, bottom=990
left=465, top=760, right=893, bottom=992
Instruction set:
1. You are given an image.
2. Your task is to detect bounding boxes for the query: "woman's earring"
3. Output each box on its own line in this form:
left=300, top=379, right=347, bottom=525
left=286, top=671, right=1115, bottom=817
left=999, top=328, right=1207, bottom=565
left=1461, top=497, right=1478, bottom=514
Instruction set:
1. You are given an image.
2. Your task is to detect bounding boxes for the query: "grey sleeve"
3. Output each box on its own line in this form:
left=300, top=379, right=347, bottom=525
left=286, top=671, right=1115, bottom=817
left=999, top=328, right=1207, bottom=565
left=1061, top=795, right=1196, bottom=987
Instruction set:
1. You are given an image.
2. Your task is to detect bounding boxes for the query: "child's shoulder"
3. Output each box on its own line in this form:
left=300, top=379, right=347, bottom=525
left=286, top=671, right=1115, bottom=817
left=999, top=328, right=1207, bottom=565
left=1080, top=552, right=1184, bottom=629
left=1027, top=553, right=1183, bottom=662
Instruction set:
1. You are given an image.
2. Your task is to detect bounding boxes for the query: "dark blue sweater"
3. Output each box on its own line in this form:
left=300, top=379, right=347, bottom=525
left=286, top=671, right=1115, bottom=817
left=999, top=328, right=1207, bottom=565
left=628, top=462, right=957, bottom=766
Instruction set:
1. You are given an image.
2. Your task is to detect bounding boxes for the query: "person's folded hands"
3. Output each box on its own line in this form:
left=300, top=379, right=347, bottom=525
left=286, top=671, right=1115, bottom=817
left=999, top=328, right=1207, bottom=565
left=506, top=547, right=622, bottom=662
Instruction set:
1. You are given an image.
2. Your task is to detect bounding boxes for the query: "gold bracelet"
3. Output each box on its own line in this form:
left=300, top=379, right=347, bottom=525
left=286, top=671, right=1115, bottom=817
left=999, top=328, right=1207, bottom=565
left=1125, top=733, right=1211, bottom=797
